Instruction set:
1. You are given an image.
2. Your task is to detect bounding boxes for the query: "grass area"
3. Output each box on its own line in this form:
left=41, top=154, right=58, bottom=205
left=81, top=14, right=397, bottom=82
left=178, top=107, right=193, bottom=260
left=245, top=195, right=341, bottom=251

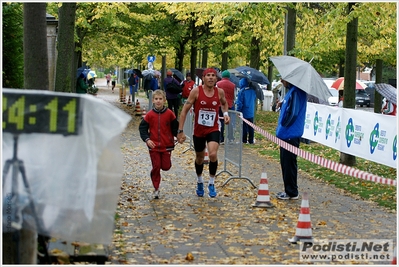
left=252, top=109, right=397, bottom=211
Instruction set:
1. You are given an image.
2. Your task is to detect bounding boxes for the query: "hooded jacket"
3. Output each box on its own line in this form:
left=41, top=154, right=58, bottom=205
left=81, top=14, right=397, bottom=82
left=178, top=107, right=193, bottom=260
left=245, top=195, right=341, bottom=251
left=139, top=106, right=179, bottom=152
left=276, top=84, right=307, bottom=140
left=236, top=78, right=256, bottom=118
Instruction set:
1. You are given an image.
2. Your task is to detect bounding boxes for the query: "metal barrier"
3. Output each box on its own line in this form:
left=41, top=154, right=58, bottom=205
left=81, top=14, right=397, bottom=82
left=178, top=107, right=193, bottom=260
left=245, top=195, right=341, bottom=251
left=182, top=107, right=195, bottom=153
left=216, top=110, right=256, bottom=188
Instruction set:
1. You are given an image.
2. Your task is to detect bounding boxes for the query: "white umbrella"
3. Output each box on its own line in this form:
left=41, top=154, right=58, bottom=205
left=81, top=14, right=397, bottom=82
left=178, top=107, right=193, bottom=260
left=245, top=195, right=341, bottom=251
left=270, top=56, right=332, bottom=102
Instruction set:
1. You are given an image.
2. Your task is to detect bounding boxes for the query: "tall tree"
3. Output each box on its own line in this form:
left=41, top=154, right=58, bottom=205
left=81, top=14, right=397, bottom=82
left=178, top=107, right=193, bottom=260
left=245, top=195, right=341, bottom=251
left=3, top=3, right=48, bottom=264
left=23, top=3, right=48, bottom=90
left=340, top=2, right=358, bottom=166
left=55, top=3, right=76, bottom=92
left=2, top=3, right=24, bottom=88
left=284, top=3, right=296, bottom=56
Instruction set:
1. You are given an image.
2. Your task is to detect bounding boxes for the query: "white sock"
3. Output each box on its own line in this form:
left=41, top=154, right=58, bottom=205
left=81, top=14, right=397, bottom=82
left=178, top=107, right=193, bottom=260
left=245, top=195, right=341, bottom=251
left=197, top=176, right=203, bottom=183
left=208, top=176, right=215, bottom=185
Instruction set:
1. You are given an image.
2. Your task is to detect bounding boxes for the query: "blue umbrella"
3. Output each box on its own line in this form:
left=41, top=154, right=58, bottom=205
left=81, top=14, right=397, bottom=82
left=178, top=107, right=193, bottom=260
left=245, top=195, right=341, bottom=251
left=76, top=67, right=90, bottom=78
left=235, top=66, right=270, bottom=85
left=229, top=74, right=240, bottom=87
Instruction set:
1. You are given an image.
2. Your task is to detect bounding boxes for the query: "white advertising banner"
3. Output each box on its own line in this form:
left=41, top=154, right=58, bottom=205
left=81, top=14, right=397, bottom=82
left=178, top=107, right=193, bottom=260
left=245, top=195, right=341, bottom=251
left=303, top=103, right=397, bottom=168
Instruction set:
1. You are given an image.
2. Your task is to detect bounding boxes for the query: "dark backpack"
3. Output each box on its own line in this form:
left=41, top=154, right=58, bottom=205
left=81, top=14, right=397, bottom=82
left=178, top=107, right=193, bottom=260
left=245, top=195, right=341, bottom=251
left=166, top=80, right=182, bottom=94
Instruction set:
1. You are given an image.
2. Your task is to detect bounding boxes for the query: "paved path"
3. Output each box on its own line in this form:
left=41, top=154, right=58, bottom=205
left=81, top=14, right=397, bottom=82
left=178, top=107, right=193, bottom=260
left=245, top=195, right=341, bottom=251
left=93, top=78, right=396, bottom=264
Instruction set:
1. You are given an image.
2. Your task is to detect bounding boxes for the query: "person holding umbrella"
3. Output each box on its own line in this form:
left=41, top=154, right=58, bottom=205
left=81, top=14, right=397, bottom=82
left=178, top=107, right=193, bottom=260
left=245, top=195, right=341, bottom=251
left=76, top=73, right=88, bottom=94
left=381, top=98, right=396, bottom=116
left=164, top=69, right=181, bottom=117
left=275, top=78, right=308, bottom=200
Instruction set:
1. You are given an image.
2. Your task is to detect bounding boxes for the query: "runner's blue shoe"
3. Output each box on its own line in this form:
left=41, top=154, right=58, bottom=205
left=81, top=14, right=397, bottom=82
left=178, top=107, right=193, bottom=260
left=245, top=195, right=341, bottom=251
left=208, top=184, right=217, bottom=198
left=196, top=183, right=204, bottom=197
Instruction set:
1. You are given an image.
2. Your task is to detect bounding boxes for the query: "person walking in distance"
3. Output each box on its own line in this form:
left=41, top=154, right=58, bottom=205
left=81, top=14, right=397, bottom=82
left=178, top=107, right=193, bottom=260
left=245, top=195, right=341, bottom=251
left=216, top=70, right=236, bottom=144
left=106, top=72, right=111, bottom=89
left=164, top=69, right=181, bottom=117
left=276, top=79, right=307, bottom=200
left=111, top=73, right=117, bottom=93
left=139, top=90, right=179, bottom=199
left=177, top=68, right=230, bottom=198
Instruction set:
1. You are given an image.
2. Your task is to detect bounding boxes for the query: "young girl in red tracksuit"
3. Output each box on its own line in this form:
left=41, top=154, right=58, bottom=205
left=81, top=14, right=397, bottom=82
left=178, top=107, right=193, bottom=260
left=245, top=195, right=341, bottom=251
left=139, top=90, right=179, bottom=199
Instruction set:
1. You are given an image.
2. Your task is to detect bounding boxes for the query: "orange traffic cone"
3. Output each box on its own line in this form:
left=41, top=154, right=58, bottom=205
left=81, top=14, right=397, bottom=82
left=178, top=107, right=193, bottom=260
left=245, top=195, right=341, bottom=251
left=252, top=172, right=274, bottom=208
left=288, top=192, right=313, bottom=243
left=141, top=107, right=147, bottom=119
left=392, top=246, right=397, bottom=264
left=119, top=88, right=124, bottom=102
left=135, top=99, right=142, bottom=116
left=127, top=95, right=132, bottom=106
left=204, top=147, right=209, bottom=164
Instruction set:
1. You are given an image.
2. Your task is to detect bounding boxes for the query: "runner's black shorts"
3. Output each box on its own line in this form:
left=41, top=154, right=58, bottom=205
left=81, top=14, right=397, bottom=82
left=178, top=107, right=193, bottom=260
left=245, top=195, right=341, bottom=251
left=193, top=131, right=220, bottom=152
left=112, top=81, right=116, bottom=85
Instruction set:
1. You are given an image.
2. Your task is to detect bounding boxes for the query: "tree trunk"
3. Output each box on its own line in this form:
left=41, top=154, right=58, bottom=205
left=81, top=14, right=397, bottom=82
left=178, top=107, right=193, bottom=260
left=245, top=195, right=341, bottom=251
left=284, top=4, right=296, bottom=56
left=340, top=2, right=358, bottom=167
left=55, top=3, right=76, bottom=93
left=3, top=3, right=49, bottom=263
left=373, top=59, right=383, bottom=113
left=221, top=41, right=228, bottom=70
left=176, top=42, right=185, bottom=71
left=189, top=18, right=197, bottom=81
left=201, top=47, right=208, bottom=68
left=23, top=3, right=48, bottom=90
left=267, top=64, right=274, bottom=91
left=249, top=36, right=260, bottom=69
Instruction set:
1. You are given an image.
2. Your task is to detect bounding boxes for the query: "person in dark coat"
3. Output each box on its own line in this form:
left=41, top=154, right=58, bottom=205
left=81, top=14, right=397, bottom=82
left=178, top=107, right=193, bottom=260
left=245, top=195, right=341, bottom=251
left=76, top=73, right=88, bottom=94
left=164, top=69, right=181, bottom=117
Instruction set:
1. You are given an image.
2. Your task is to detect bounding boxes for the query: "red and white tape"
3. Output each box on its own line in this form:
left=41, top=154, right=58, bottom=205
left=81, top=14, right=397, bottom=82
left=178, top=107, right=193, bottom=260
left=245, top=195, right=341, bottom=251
left=239, top=116, right=396, bottom=187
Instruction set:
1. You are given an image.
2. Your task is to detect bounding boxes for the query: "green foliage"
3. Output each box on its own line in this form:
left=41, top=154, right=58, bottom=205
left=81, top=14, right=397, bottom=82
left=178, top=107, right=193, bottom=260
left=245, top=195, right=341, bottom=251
left=2, top=3, right=24, bottom=88
left=43, top=3, right=395, bottom=88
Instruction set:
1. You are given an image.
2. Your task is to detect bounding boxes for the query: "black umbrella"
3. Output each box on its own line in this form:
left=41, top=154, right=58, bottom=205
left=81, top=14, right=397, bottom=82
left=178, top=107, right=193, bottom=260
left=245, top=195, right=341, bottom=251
left=133, top=69, right=143, bottom=78
left=125, top=69, right=143, bottom=78
left=169, top=68, right=184, bottom=82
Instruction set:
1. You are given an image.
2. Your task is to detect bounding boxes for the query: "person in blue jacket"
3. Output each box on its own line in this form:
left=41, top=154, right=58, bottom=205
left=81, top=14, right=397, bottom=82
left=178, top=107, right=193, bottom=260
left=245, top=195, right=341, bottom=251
left=150, top=73, right=160, bottom=91
left=236, top=77, right=256, bottom=144
left=275, top=79, right=307, bottom=200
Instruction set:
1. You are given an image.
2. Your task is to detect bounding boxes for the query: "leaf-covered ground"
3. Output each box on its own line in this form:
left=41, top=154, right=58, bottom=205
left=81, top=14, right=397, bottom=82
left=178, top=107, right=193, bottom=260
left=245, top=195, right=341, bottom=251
left=92, top=83, right=396, bottom=265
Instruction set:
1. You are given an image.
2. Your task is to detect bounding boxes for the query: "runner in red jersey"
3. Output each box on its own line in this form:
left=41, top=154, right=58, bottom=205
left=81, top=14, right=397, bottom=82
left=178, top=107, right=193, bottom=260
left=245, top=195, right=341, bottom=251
left=177, top=68, right=230, bottom=198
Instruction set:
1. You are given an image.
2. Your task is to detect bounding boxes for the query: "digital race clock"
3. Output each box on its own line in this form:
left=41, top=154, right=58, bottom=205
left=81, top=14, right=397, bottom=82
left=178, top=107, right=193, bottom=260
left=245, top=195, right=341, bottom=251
left=3, top=89, right=82, bottom=135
